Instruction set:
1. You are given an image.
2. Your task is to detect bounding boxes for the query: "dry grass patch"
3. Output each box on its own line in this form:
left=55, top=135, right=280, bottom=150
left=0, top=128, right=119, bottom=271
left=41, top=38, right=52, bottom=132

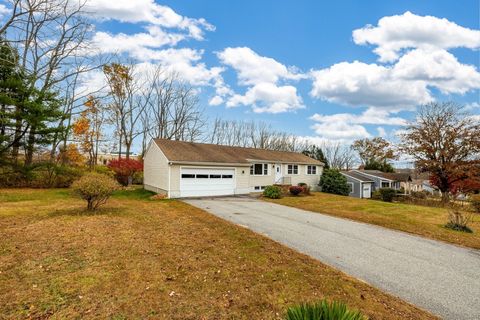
left=0, top=188, right=436, bottom=319
left=265, top=192, right=480, bottom=249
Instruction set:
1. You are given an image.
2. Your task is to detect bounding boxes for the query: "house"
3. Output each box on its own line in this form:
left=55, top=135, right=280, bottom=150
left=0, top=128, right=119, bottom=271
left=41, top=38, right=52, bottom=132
left=341, top=169, right=412, bottom=198
left=341, top=171, right=374, bottom=198
left=143, top=139, right=324, bottom=198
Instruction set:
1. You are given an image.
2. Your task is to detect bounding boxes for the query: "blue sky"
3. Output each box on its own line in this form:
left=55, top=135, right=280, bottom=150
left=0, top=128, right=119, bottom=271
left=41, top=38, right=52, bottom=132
left=3, top=0, right=478, bottom=146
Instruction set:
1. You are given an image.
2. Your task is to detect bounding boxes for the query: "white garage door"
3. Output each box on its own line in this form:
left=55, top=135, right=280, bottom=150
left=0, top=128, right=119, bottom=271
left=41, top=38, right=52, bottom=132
left=180, top=167, right=235, bottom=197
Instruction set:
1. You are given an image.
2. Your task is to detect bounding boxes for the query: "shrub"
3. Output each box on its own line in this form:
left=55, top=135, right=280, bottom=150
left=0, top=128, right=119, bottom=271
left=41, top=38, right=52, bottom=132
left=71, top=173, right=119, bottom=211
left=445, top=206, right=474, bottom=233
left=378, top=188, right=396, bottom=202
left=285, top=300, right=365, bottom=320
left=263, top=185, right=282, bottom=199
left=298, top=182, right=311, bottom=195
left=470, top=194, right=480, bottom=214
left=0, top=162, right=83, bottom=188
left=411, top=190, right=428, bottom=199
left=319, top=169, right=349, bottom=196
left=289, top=186, right=303, bottom=196
left=107, top=158, right=143, bottom=186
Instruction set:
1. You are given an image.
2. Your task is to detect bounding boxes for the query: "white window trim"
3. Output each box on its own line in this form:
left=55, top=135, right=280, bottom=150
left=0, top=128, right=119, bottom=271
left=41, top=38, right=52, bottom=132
left=287, top=164, right=299, bottom=175
left=381, top=180, right=391, bottom=188
left=347, top=182, right=354, bottom=194
left=250, top=163, right=269, bottom=176
left=306, top=165, right=317, bottom=175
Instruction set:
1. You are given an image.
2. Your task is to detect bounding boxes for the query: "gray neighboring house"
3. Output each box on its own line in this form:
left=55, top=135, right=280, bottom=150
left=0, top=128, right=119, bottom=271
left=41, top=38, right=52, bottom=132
left=341, top=170, right=412, bottom=198
left=341, top=171, right=374, bottom=198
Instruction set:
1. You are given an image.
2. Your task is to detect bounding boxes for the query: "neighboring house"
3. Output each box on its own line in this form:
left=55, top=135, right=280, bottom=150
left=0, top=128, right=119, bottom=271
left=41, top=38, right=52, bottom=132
left=143, top=139, right=324, bottom=198
left=97, top=151, right=140, bottom=165
left=342, top=170, right=412, bottom=198
left=341, top=171, right=374, bottom=198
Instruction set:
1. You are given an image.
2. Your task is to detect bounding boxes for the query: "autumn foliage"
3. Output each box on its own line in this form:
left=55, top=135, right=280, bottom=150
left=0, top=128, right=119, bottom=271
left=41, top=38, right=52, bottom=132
left=107, top=158, right=143, bottom=186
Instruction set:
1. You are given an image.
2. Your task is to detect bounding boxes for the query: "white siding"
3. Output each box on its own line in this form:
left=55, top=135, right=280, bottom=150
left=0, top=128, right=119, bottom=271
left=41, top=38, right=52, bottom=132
left=143, top=141, right=169, bottom=195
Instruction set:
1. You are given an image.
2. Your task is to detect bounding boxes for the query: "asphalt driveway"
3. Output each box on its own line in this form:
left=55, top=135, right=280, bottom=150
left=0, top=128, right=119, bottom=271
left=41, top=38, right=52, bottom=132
left=184, top=197, right=480, bottom=320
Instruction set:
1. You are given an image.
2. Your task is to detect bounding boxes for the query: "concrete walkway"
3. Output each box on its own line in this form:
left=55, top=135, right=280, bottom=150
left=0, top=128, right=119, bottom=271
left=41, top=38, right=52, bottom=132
left=184, top=197, right=480, bottom=320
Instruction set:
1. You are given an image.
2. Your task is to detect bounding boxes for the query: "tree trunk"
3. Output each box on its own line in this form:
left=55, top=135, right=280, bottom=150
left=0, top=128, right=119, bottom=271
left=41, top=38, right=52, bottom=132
left=11, top=116, right=22, bottom=163
left=25, top=126, right=36, bottom=166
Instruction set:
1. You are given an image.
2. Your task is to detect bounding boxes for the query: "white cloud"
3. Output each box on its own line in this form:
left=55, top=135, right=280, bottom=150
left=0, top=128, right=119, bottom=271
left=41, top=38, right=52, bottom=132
left=217, top=47, right=303, bottom=85
left=377, top=127, right=387, bottom=137
left=84, top=0, right=213, bottom=40
left=308, top=108, right=407, bottom=142
left=310, top=108, right=407, bottom=126
left=392, top=49, right=480, bottom=94
left=91, top=27, right=185, bottom=58
left=216, top=47, right=304, bottom=113
left=310, top=61, right=432, bottom=109
left=227, top=83, right=304, bottom=113
left=353, top=11, right=480, bottom=62
left=465, top=102, right=480, bottom=111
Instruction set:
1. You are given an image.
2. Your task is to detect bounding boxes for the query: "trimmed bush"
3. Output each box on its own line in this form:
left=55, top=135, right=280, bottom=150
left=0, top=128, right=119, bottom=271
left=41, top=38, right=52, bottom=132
left=285, top=300, right=365, bottom=320
left=263, top=185, right=282, bottom=199
left=471, top=194, right=480, bottom=214
left=289, top=185, right=303, bottom=196
left=71, top=173, right=119, bottom=211
left=378, top=188, right=396, bottom=202
left=319, top=169, right=349, bottom=196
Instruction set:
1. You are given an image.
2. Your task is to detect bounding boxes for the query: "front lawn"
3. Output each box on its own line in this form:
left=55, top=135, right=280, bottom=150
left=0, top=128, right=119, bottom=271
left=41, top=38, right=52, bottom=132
left=0, top=188, right=435, bottom=319
left=265, top=192, right=480, bottom=249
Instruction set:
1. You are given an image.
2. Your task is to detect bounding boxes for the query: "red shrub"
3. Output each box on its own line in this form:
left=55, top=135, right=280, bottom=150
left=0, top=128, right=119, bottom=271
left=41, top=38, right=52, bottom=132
left=107, top=158, right=143, bottom=186
left=289, top=185, right=303, bottom=196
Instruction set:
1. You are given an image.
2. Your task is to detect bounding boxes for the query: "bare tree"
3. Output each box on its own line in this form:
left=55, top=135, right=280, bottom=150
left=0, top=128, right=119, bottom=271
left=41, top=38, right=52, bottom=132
left=1, top=0, right=101, bottom=164
left=207, top=119, right=308, bottom=152
left=143, top=67, right=204, bottom=144
left=322, top=142, right=357, bottom=170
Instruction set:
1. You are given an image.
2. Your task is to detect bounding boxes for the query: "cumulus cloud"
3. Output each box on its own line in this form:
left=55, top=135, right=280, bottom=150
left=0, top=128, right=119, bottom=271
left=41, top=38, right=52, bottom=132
left=392, top=49, right=480, bottom=94
left=353, top=11, right=480, bottom=62
left=84, top=0, right=213, bottom=40
left=216, top=47, right=304, bottom=113
left=310, top=61, right=432, bottom=109
left=226, top=83, right=304, bottom=113
left=310, top=50, right=480, bottom=110
left=217, top=47, right=303, bottom=85
left=308, top=108, right=407, bottom=142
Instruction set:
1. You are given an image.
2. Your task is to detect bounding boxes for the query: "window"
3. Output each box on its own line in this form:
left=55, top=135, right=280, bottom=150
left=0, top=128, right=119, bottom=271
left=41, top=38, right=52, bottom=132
left=250, top=163, right=268, bottom=175
left=307, top=165, right=317, bottom=175
left=287, top=164, right=298, bottom=175
left=209, top=174, right=221, bottom=179
left=222, top=174, right=233, bottom=179
left=348, top=182, right=354, bottom=194
left=196, top=174, right=209, bottom=179
left=181, top=174, right=195, bottom=178
left=381, top=181, right=390, bottom=188
left=254, top=186, right=261, bottom=190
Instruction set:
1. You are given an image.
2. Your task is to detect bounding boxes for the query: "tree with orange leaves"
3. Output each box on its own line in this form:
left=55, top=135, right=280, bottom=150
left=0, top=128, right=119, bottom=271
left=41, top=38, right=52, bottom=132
left=72, top=96, right=106, bottom=168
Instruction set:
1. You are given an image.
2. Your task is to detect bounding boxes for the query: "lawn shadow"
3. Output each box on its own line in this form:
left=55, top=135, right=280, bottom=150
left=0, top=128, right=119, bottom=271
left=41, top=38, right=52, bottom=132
left=47, top=206, right=129, bottom=218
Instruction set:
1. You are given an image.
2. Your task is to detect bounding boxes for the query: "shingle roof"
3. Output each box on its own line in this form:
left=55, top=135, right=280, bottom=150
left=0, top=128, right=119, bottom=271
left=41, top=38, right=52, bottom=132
left=354, top=170, right=411, bottom=181
left=341, top=171, right=374, bottom=182
left=153, top=139, right=323, bottom=165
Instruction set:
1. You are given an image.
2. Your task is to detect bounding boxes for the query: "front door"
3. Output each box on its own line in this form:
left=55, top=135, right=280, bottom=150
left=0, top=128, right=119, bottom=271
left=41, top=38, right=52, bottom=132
left=362, top=183, right=371, bottom=198
left=275, top=164, right=282, bottom=184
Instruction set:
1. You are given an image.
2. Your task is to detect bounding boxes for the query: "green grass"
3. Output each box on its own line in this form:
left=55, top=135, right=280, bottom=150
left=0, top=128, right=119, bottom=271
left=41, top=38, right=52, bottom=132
left=265, top=192, right=480, bottom=249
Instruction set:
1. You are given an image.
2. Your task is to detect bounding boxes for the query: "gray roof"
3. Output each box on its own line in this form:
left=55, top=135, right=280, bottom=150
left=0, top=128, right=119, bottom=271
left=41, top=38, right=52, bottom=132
left=342, top=171, right=374, bottom=182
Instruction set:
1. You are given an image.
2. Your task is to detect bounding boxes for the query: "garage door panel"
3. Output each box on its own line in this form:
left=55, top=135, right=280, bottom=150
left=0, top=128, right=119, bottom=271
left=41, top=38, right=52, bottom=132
left=180, top=167, right=235, bottom=197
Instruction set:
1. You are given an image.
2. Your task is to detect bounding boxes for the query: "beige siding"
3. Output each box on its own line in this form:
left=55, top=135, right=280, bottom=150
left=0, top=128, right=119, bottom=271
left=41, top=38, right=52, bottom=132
left=143, top=141, right=169, bottom=194
left=282, top=164, right=323, bottom=191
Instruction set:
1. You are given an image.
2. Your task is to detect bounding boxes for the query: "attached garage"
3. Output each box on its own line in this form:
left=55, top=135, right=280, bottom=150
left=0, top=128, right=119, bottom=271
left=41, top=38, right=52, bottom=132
left=180, top=167, right=235, bottom=197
